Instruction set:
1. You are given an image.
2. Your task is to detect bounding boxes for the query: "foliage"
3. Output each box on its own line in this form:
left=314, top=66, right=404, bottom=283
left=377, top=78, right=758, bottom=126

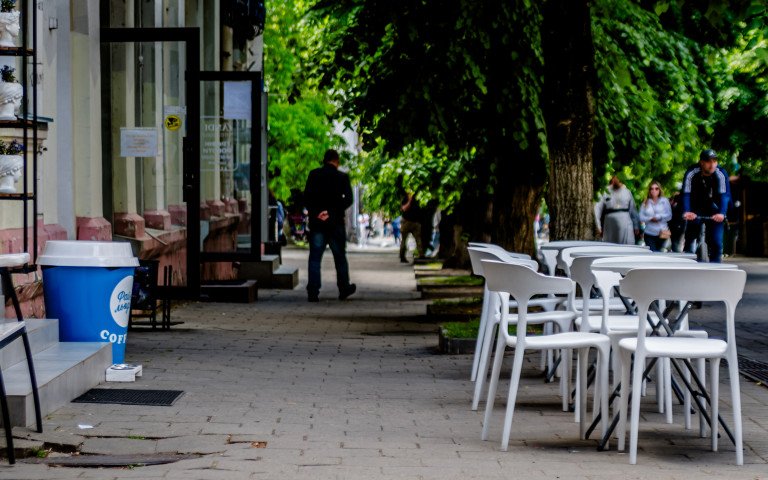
left=264, top=0, right=345, bottom=202
left=311, top=0, right=548, bottom=254
left=355, top=141, right=473, bottom=217
left=711, top=27, right=768, bottom=180
left=0, top=0, right=15, bottom=13
left=592, top=0, right=715, bottom=199
left=0, top=139, right=23, bottom=155
left=0, top=65, right=15, bottom=83
left=417, top=275, right=484, bottom=286
left=440, top=319, right=541, bottom=339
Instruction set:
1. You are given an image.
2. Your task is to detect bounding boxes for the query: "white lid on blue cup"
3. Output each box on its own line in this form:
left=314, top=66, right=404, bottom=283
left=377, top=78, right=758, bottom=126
left=38, top=240, right=139, bottom=267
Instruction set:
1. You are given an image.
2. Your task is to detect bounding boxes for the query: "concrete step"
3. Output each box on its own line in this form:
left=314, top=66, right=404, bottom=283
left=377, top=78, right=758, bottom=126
left=0, top=319, right=59, bottom=367
left=237, top=255, right=280, bottom=278
left=2, top=342, right=111, bottom=428
left=259, top=265, right=299, bottom=289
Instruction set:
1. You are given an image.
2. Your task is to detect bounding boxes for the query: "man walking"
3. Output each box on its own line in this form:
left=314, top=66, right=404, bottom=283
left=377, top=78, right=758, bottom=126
left=304, top=149, right=356, bottom=302
left=682, top=149, right=731, bottom=262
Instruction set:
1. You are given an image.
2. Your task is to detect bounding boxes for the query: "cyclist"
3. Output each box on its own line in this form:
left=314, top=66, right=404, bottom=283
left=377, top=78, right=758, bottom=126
left=681, top=149, right=731, bottom=262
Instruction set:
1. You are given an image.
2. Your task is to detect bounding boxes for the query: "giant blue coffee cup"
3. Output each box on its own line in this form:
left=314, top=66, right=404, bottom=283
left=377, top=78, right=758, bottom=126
left=38, top=241, right=139, bottom=364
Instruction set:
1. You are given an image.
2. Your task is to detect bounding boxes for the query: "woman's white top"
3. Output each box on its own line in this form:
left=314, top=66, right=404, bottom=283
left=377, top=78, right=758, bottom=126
left=639, top=197, right=672, bottom=236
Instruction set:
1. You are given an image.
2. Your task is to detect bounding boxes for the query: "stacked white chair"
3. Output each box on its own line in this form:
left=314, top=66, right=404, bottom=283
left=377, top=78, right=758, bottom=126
left=617, top=267, right=747, bottom=465
left=480, top=260, right=611, bottom=450
left=466, top=247, right=566, bottom=411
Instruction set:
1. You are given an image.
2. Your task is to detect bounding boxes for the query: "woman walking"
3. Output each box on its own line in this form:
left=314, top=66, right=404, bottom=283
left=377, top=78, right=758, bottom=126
left=639, top=180, right=672, bottom=252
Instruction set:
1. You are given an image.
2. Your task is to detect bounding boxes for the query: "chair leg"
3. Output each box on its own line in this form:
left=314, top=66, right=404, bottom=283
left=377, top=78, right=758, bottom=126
left=0, top=369, right=15, bottom=464
left=501, top=347, right=526, bottom=451
left=472, top=318, right=498, bottom=411
left=599, top=346, right=610, bottom=448
left=684, top=360, right=692, bottom=430
left=664, top=359, right=673, bottom=423
left=578, top=348, right=589, bottom=438
left=481, top=330, right=508, bottom=441
left=698, top=358, right=707, bottom=438
left=471, top=287, right=491, bottom=382
left=710, top=358, right=720, bottom=453
left=726, top=352, right=744, bottom=466
left=618, top=349, right=632, bottom=452
left=20, top=330, right=42, bottom=433
left=629, top=352, right=647, bottom=464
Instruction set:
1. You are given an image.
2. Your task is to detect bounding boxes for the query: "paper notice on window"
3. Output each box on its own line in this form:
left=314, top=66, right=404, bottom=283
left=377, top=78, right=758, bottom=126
left=223, top=81, right=252, bottom=121
left=120, top=128, right=158, bottom=157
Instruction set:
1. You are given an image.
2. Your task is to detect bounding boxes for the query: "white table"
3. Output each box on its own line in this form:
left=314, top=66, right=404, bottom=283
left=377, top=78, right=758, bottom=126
left=586, top=260, right=739, bottom=450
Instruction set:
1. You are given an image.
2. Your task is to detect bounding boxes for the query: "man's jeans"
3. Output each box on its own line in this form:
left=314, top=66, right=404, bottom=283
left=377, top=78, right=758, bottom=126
left=307, top=225, right=350, bottom=296
left=684, top=218, right=725, bottom=263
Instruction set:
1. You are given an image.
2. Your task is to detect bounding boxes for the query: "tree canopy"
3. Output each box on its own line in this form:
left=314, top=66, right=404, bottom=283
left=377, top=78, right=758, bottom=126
left=266, top=0, right=768, bottom=256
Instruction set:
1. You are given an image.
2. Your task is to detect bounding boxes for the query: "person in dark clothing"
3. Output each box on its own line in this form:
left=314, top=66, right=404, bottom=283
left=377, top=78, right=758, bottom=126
left=303, top=149, right=356, bottom=302
left=399, top=193, right=423, bottom=263
left=682, top=149, right=731, bottom=262
left=668, top=191, right=686, bottom=253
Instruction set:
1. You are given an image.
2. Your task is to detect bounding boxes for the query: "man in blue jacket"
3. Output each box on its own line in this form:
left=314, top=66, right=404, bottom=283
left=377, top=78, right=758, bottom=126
left=304, top=149, right=356, bottom=302
left=682, top=149, right=731, bottom=262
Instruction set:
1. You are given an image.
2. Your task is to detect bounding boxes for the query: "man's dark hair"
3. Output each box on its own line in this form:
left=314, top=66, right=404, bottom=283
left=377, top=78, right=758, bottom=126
left=323, top=149, right=340, bottom=164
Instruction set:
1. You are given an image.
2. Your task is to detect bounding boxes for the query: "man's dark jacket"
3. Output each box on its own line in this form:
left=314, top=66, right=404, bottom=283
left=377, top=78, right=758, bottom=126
left=304, top=163, right=353, bottom=232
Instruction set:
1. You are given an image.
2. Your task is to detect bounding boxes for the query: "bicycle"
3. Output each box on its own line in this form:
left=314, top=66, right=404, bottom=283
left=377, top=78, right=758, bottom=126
left=686, top=215, right=726, bottom=262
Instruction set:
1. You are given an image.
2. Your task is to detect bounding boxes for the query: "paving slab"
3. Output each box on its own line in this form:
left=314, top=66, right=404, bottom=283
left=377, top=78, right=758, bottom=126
left=0, top=248, right=767, bottom=478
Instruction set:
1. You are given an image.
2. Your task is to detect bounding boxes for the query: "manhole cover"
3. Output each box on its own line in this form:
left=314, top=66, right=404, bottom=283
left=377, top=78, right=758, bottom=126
left=72, top=389, right=184, bottom=406
left=737, top=355, right=768, bottom=385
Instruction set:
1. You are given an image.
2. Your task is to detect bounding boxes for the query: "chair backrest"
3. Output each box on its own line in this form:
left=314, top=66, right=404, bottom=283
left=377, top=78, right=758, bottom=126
left=559, top=245, right=649, bottom=276
left=482, top=259, right=576, bottom=341
left=467, top=247, right=538, bottom=276
left=620, top=268, right=746, bottom=347
left=482, top=259, right=574, bottom=302
left=467, top=242, right=531, bottom=260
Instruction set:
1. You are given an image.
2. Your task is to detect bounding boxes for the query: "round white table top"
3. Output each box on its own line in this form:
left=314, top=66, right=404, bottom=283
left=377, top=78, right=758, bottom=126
left=591, top=260, right=737, bottom=275
left=570, top=251, right=695, bottom=259
left=539, top=240, right=613, bottom=251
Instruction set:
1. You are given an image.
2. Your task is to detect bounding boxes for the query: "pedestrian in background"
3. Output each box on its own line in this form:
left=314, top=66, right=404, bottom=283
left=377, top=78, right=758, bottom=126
left=304, top=149, right=357, bottom=302
left=639, top=180, right=672, bottom=252
left=682, top=149, right=731, bottom=262
left=594, top=174, right=640, bottom=244
left=400, top=193, right=423, bottom=263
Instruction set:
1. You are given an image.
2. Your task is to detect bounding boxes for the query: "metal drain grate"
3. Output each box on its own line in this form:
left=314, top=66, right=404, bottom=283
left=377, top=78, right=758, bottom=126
left=73, top=389, right=184, bottom=406
left=737, top=355, right=768, bottom=385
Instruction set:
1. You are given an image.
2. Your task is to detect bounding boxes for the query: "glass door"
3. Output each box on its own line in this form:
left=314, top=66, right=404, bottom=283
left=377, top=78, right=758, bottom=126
left=198, top=72, right=263, bottom=275
left=101, top=28, right=201, bottom=298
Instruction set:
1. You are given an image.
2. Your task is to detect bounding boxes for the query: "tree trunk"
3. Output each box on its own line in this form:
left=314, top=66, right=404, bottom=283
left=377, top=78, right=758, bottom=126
left=492, top=184, right=543, bottom=257
left=542, top=0, right=597, bottom=241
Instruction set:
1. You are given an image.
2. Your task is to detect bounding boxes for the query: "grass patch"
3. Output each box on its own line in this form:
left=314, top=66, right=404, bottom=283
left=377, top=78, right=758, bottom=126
left=440, top=320, right=544, bottom=339
left=432, top=297, right=483, bottom=306
left=127, top=435, right=146, bottom=440
left=418, top=275, right=484, bottom=286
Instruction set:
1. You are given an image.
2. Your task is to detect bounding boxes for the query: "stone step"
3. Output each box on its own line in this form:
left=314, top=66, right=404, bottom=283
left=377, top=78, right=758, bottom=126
left=2, top=342, right=111, bottom=428
left=237, top=256, right=280, bottom=278
left=259, top=265, right=299, bottom=289
left=0, top=319, right=59, bottom=367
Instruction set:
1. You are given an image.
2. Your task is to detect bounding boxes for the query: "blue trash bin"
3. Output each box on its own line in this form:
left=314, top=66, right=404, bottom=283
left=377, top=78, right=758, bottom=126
left=38, top=241, right=139, bottom=364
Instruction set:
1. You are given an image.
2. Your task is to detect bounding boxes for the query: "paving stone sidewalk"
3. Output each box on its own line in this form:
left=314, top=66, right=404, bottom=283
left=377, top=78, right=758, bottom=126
left=1, top=248, right=767, bottom=479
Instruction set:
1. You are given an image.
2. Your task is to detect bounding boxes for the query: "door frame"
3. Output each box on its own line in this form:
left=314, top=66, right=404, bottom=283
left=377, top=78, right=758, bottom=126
left=198, top=70, right=263, bottom=264
left=101, top=27, right=201, bottom=299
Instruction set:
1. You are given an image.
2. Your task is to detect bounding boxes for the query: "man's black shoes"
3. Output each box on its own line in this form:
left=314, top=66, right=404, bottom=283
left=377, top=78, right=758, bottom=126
left=339, top=283, right=357, bottom=300
left=308, top=294, right=319, bottom=303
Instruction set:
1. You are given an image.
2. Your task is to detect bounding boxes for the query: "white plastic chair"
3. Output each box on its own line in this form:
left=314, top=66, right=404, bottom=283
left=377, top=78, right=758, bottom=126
left=467, top=247, right=566, bottom=411
left=467, top=246, right=541, bottom=382
left=617, top=267, right=747, bottom=465
left=467, top=242, right=531, bottom=260
left=480, top=260, right=610, bottom=450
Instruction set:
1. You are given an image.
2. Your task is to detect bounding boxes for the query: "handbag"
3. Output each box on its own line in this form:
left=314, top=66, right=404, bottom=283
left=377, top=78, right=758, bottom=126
left=658, top=228, right=672, bottom=240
